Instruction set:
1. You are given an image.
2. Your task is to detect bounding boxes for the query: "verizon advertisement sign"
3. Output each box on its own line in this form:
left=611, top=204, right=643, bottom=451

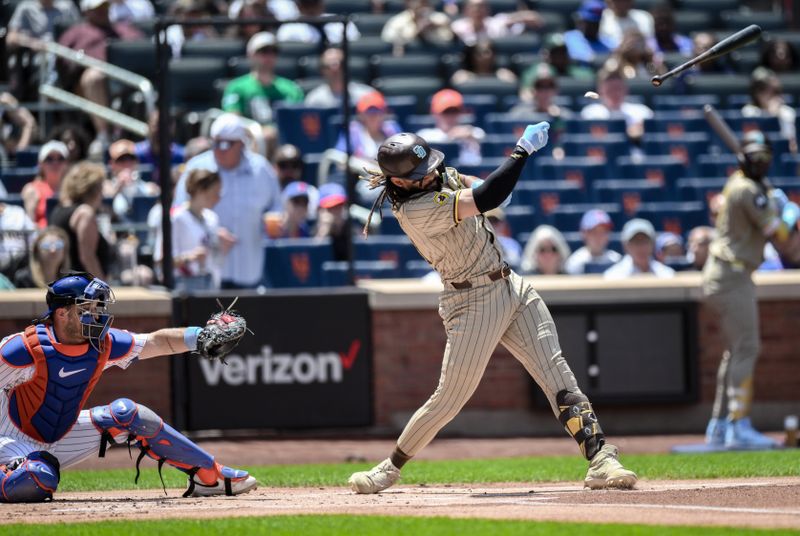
left=174, top=292, right=372, bottom=430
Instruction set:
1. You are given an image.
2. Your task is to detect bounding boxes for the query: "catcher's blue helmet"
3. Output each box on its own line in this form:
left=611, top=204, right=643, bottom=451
left=43, top=272, right=115, bottom=350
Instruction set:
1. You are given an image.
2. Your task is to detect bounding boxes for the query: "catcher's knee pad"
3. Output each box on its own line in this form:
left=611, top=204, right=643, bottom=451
left=556, top=390, right=605, bottom=460
left=0, top=451, right=60, bottom=503
left=91, top=398, right=214, bottom=477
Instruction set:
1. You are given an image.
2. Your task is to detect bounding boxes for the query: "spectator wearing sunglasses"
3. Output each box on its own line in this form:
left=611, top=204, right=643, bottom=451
left=174, top=113, right=282, bottom=289
left=273, top=144, right=305, bottom=190
left=521, top=225, right=571, bottom=275
left=22, top=141, right=70, bottom=229
left=13, top=226, right=71, bottom=288
left=104, top=139, right=159, bottom=222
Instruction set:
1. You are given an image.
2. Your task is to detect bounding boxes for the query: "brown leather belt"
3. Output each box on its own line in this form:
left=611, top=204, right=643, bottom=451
left=449, top=263, right=511, bottom=290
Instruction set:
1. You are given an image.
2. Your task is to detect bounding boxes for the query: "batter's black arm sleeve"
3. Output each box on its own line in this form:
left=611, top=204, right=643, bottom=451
left=471, top=147, right=529, bottom=213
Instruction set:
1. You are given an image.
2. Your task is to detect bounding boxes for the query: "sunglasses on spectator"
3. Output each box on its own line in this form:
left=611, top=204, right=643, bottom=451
left=38, top=238, right=65, bottom=252
left=113, top=153, right=137, bottom=164
left=537, top=246, right=558, bottom=254
left=43, top=155, right=66, bottom=164
left=277, top=160, right=303, bottom=169
left=213, top=139, right=238, bottom=151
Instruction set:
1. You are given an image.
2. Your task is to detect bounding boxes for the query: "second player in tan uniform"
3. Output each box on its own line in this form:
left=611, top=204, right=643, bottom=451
left=703, top=131, right=798, bottom=448
left=348, top=124, right=637, bottom=494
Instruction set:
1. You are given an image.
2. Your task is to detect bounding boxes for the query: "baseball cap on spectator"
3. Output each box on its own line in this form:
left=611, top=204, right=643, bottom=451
left=656, top=232, right=684, bottom=255
left=319, top=183, right=347, bottom=208
left=580, top=209, right=612, bottom=231
left=431, top=89, right=464, bottom=115
left=247, top=32, right=278, bottom=56
left=577, top=0, right=604, bottom=22
left=282, top=181, right=312, bottom=203
left=38, top=141, right=69, bottom=163
left=356, top=91, right=388, bottom=114
left=80, top=0, right=108, bottom=10
left=210, top=113, right=249, bottom=144
left=621, top=218, right=656, bottom=243
left=108, top=139, right=137, bottom=162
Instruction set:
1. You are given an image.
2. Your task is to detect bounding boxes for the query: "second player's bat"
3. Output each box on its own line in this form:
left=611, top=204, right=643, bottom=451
left=703, top=104, right=740, bottom=155
left=651, top=25, right=762, bottom=87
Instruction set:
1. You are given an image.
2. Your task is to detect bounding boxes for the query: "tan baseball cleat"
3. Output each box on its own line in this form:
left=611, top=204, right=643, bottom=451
left=348, top=458, right=401, bottom=494
left=584, top=444, right=638, bottom=490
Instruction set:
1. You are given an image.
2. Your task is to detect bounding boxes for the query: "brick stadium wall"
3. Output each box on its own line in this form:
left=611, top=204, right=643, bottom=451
left=368, top=280, right=800, bottom=436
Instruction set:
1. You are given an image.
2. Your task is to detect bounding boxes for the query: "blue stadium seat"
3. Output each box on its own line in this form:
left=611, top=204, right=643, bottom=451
left=263, top=238, right=333, bottom=288
left=616, top=155, right=686, bottom=187
left=378, top=209, right=404, bottom=235
left=644, top=111, right=709, bottom=137
left=405, top=114, right=436, bottom=131
left=584, top=260, right=616, bottom=274
left=697, top=153, right=739, bottom=178
left=503, top=205, right=540, bottom=241
left=405, top=259, right=434, bottom=278
left=457, top=157, right=506, bottom=179
left=2, top=194, right=24, bottom=208
left=718, top=112, right=780, bottom=135
left=531, top=156, right=607, bottom=189
left=641, top=132, right=711, bottom=175
left=592, top=180, right=669, bottom=212
left=546, top=203, right=623, bottom=234
left=386, top=95, right=417, bottom=127
left=513, top=181, right=586, bottom=216
left=321, top=260, right=401, bottom=286
left=484, top=112, right=550, bottom=136
left=630, top=201, right=708, bottom=235
left=131, top=195, right=158, bottom=223
left=779, top=154, right=800, bottom=178
left=354, top=235, right=424, bottom=265
left=274, top=105, right=340, bottom=154
left=481, top=134, right=519, bottom=158
left=428, top=141, right=461, bottom=163
left=461, top=94, right=500, bottom=125
left=562, top=133, right=629, bottom=175
left=676, top=177, right=726, bottom=202
left=0, top=166, right=37, bottom=194
left=651, top=94, right=720, bottom=112
left=15, top=146, right=40, bottom=167
left=564, top=117, right=627, bottom=137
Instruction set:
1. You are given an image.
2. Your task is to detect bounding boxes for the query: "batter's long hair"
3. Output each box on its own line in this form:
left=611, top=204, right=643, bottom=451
left=361, top=167, right=417, bottom=237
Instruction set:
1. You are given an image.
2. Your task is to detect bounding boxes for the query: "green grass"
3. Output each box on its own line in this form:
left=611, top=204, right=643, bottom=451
left=7, top=515, right=800, bottom=536
left=60, top=449, right=800, bottom=492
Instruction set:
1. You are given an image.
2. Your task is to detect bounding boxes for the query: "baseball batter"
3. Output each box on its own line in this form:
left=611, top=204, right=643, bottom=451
left=348, top=124, right=637, bottom=493
left=703, top=131, right=799, bottom=448
left=0, top=272, right=254, bottom=502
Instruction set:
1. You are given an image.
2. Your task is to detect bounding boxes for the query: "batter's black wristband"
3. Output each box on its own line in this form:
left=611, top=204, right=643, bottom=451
left=472, top=147, right=530, bottom=214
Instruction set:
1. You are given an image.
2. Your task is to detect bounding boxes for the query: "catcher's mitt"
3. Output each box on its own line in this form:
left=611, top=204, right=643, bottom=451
left=196, top=298, right=250, bottom=362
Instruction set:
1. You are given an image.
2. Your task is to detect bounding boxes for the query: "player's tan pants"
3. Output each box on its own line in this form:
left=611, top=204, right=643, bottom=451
left=397, top=271, right=580, bottom=457
left=705, top=274, right=760, bottom=420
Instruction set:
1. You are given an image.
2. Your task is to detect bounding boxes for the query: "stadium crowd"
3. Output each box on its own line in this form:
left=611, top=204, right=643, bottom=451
left=0, top=0, right=799, bottom=289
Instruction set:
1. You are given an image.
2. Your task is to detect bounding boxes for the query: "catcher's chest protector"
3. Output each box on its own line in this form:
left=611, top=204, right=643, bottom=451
left=1, top=325, right=134, bottom=443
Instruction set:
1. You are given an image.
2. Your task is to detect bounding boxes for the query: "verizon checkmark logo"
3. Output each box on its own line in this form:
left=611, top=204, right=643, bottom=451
left=58, top=367, right=86, bottom=378
left=339, top=340, right=361, bottom=370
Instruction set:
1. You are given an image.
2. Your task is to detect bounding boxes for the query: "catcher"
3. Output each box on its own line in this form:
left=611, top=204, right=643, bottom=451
left=0, top=272, right=251, bottom=502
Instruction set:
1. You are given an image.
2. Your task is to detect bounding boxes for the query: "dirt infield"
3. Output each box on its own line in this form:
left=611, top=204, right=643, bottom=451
left=5, top=435, right=798, bottom=529
left=4, top=478, right=800, bottom=529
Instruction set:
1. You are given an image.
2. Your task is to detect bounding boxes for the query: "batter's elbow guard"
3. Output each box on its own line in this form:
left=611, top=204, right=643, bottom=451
left=0, top=451, right=61, bottom=503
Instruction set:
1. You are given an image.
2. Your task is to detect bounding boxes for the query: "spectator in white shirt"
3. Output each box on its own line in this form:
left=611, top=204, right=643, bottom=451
left=276, top=0, right=359, bottom=44
left=599, top=0, right=654, bottom=49
left=109, top=0, right=154, bottom=23
left=565, top=209, right=622, bottom=274
left=173, top=113, right=282, bottom=288
left=304, top=47, right=374, bottom=108
left=381, top=0, right=454, bottom=55
left=172, top=169, right=224, bottom=292
left=581, top=66, right=653, bottom=143
left=416, top=89, right=485, bottom=165
left=450, top=0, right=543, bottom=47
left=604, top=218, right=675, bottom=279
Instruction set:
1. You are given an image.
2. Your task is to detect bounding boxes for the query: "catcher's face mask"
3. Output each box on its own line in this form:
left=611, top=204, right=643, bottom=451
left=77, top=278, right=115, bottom=351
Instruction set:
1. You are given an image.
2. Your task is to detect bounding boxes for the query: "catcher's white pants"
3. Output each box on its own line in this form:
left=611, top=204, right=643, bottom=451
left=0, top=395, right=106, bottom=468
left=397, top=271, right=581, bottom=456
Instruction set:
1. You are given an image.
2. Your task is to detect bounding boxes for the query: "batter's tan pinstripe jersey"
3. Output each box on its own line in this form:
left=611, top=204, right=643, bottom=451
left=394, top=185, right=505, bottom=283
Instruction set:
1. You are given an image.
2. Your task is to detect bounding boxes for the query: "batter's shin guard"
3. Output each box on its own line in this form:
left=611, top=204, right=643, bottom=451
left=556, top=390, right=605, bottom=460
left=91, top=398, right=251, bottom=497
left=0, top=451, right=60, bottom=503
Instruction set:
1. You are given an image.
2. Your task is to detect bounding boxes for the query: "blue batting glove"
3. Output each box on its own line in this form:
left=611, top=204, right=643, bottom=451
left=471, top=178, right=512, bottom=208
left=517, top=121, right=550, bottom=155
left=782, top=201, right=800, bottom=230
left=769, top=188, right=789, bottom=211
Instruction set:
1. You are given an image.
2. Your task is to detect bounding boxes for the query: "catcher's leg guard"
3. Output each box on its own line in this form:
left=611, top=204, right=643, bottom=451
left=90, top=398, right=255, bottom=497
left=0, top=451, right=60, bottom=503
left=556, top=390, right=605, bottom=460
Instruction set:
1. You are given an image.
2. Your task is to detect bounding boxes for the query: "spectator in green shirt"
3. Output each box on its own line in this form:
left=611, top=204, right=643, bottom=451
left=221, top=31, right=304, bottom=158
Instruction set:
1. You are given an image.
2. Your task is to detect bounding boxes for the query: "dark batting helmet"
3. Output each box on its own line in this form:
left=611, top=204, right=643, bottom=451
left=377, top=133, right=444, bottom=181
